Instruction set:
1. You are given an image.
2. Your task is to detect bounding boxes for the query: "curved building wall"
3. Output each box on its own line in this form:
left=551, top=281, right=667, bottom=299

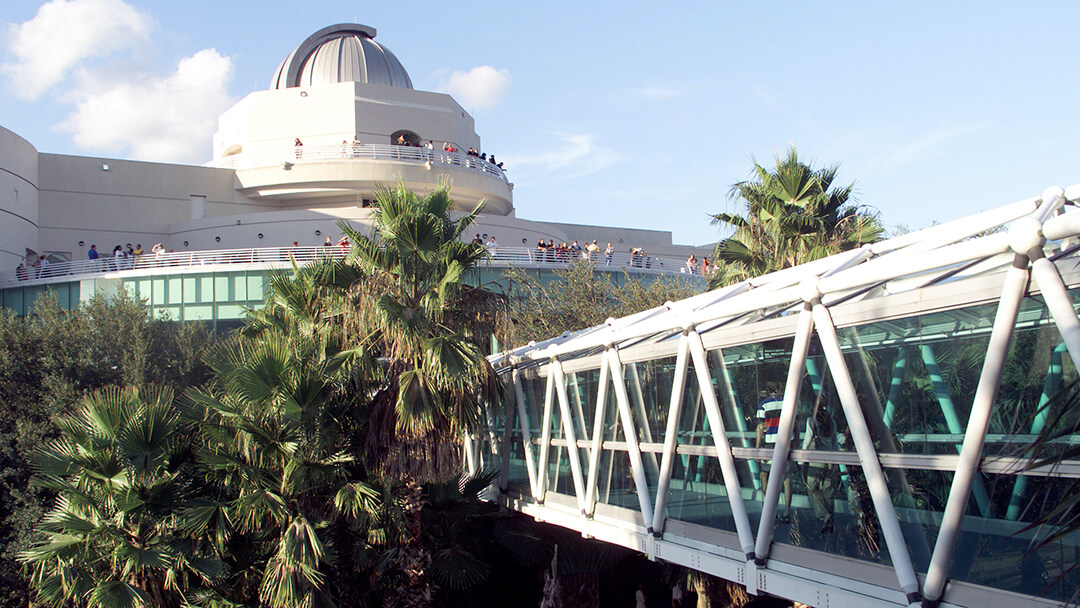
left=0, top=127, right=39, bottom=271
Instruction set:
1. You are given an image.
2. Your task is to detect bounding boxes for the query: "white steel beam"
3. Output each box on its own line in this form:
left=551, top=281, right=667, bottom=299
left=687, top=329, right=756, bottom=557
left=813, top=299, right=921, bottom=603
left=536, top=371, right=556, bottom=503
left=652, top=333, right=691, bottom=535
left=553, top=360, right=590, bottom=513
left=629, top=361, right=662, bottom=480
left=608, top=347, right=657, bottom=531
left=1031, top=254, right=1080, bottom=372
left=512, top=370, right=540, bottom=499
left=585, top=350, right=611, bottom=516
left=754, top=302, right=815, bottom=563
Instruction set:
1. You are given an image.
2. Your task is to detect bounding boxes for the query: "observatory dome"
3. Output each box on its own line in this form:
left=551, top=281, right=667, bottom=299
left=271, top=24, right=413, bottom=90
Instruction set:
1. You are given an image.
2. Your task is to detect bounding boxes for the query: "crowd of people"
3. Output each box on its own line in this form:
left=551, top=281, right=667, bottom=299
left=292, top=136, right=507, bottom=173
left=683, top=254, right=717, bottom=276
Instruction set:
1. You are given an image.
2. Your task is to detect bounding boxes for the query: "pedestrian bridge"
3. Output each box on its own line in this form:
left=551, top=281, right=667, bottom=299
left=474, top=185, right=1080, bottom=608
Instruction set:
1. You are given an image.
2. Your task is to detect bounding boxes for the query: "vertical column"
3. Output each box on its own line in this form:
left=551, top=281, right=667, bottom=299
left=536, top=371, right=556, bottom=503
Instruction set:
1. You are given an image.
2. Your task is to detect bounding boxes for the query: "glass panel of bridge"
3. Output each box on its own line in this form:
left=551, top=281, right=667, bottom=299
left=518, top=375, right=546, bottom=492
left=595, top=367, right=637, bottom=510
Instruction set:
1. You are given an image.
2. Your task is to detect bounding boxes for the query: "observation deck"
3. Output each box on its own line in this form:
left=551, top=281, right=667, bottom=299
left=208, top=144, right=513, bottom=214
left=473, top=184, right=1080, bottom=608
left=0, top=245, right=703, bottom=325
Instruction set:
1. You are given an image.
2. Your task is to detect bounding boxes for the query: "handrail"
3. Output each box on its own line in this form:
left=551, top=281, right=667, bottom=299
left=207, top=144, right=510, bottom=183
left=0, top=246, right=706, bottom=288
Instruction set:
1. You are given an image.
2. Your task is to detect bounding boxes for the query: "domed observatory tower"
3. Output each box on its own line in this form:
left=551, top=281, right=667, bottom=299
left=211, top=24, right=512, bottom=214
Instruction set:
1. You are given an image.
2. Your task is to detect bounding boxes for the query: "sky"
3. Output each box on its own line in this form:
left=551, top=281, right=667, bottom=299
left=2, top=1, right=1079, bottom=247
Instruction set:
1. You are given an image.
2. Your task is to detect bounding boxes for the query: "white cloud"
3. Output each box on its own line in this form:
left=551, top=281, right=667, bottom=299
left=504, top=133, right=619, bottom=182
left=58, top=49, right=235, bottom=163
left=634, top=86, right=681, bottom=101
left=1, top=0, right=151, bottom=100
left=439, top=66, right=511, bottom=110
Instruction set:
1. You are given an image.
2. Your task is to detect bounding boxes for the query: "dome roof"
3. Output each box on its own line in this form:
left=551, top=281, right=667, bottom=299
left=271, top=24, right=413, bottom=90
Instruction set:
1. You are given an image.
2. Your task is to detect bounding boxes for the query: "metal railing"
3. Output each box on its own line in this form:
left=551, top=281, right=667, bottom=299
left=208, top=144, right=510, bottom=183
left=0, top=246, right=705, bottom=288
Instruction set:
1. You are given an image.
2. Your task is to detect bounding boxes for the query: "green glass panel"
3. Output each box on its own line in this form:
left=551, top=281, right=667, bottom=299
left=215, top=276, right=231, bottom=301
left=246, top=274, right=263, bottom=301
left=234, top=274, right=246, bottom=300
left=183, top=277, right=197, bottom=303
left=200, top=276, right=214, bottom=302
left=167, top=277, right=182, bottom=304
left=152, top=278, right=165, bottom=305
left=216, top=303, right=247, bottom=320
left=184, top=304, right=213, bottom=321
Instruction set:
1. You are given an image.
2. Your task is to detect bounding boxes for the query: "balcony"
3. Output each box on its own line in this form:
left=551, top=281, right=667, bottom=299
left=1, top=246, right=705, bottom=289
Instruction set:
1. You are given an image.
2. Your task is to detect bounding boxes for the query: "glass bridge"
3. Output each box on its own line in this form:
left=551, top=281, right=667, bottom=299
left=472, top=185, right=1080, bottom=608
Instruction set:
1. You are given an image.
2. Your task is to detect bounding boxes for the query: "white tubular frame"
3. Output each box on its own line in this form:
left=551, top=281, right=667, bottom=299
left=513, top=370, right=540, bottom=499
left=754, top=303, right=816, bottom=563
left=1031, top=254, right=1080, bottom=371
left=813, top=301, right=921, bottom=601
left=585, top=350, right=611, bottom=516
left=652, top=333, right=691, bottom=535
left=687, top=329, right=756, bottom=557
left=629, top=362, right=662, bottom=480
left=567, top=371, right=593, bottom=464
left=608, top=346, right=657, bottom=531
left=552, top=360, right=589, bottom=513
left=922, top=255, right=1029, bottom=604
left=536, top=371, right=556, bottom=503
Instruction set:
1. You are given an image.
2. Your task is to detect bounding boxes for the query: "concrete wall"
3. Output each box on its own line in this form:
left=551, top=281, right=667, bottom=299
left=214, top=81, right=480, bottom=159
left=0, top=127, right=39, bottom=271
left=36, top=154, right=270, bottom=261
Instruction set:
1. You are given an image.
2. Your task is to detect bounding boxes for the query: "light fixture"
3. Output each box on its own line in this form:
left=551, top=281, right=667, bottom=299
left=102, top=164, right=109, bottom=171
left=183, top=241, right=189, bottom=247
left=257, top=233, right=264, bottom=239
left=78, top=240, right=85, bottom=247
left=299, top=91, right=308, bottom=97
left=215, top=236, right=221, bottom=242
left=314, top=229, right=321, bottom=236
left=235, top=219, right=241, bottom=225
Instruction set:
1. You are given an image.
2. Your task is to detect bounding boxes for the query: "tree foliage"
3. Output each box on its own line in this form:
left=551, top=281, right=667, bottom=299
left=0, top=292, right=211, bottom=608
left=710, top=147, right=883, bottom=287
left=503, top=260, right=703, bottom=346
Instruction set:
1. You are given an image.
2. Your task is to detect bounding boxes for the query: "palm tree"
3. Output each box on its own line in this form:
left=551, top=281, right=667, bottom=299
left=21, top=386, right=222, bottom=608
left=710, top=147, right=883, bottom=287
left=338, top=182, right=508, bottom=482
left=190, top=295, right=381, bottom=608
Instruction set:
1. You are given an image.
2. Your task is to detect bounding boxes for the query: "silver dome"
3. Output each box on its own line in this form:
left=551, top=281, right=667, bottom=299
left=271, top=24, right=413, bottom=90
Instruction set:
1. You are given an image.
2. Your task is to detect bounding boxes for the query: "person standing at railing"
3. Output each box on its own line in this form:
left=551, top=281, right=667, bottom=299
left=294, top=138, right=303, bottom=159
left=133, top=244, right=143, bottom=257
left=485, top=236, right=498, bottom=258
left=16, top=263, right=28, bottom=281
left=352, top=136, right=361, bottom=158
left=37, top=255, right=50, bottom=278
left=88, top=244, right=99, bottom=264
left=605, top=242, right=613, bottom=266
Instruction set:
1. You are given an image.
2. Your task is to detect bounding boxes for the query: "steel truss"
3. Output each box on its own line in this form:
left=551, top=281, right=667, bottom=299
left=483, top=185, right=1080, bottom=608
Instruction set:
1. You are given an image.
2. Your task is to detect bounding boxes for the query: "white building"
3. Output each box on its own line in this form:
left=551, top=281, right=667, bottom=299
left=0, top=24, right=709, bottom=282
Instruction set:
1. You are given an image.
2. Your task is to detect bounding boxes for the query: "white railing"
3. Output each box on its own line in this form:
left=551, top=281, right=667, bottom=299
left=208, top=144, right=510, bottom=183
left=0, top=246, right=705, bottom=288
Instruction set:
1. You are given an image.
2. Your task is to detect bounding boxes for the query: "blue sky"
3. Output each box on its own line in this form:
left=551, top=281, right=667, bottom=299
left=3, top=1, right=1078, bottom=246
